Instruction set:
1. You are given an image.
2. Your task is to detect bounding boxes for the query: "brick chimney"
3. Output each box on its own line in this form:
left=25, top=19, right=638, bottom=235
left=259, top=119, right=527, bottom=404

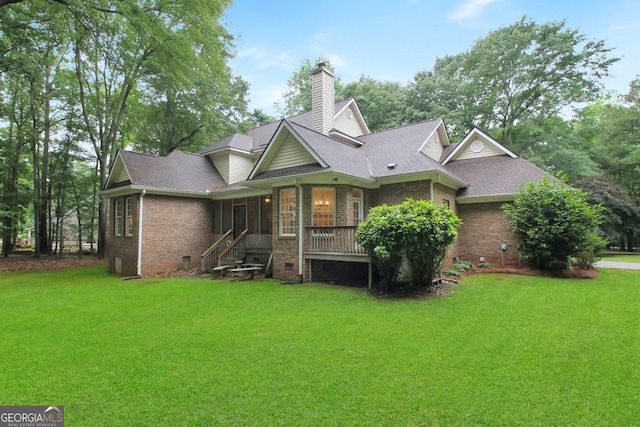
left=311, top=63, right=334, bottom=135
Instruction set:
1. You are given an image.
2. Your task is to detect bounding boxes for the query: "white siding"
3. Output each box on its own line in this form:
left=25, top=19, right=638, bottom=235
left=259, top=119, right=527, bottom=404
left=312, top=68, right=334, bottom=134
left=334, top=108, right=367, bottom=137
left=420, top=132, right=443, bottom=161
left=116, top=166, right=130, bottom=183
left=455, top=138, right=503, bottom=161
left=266, top=133, right=317, bottom=171
left=228, top=154, right=255, bottom=184
left=211, top=155, right=229, bottom=184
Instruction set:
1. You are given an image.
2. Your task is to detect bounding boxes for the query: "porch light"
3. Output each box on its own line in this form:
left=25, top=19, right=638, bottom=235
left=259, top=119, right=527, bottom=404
left=264, top=195, right=271, bottom=203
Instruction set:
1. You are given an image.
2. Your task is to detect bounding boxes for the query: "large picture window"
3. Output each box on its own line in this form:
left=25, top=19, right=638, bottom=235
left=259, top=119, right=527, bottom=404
left=279, top=188, right=297, bottom=236
left=114, top=199, right=123, bottom=236
left=312, top=187, right=335, bottom=227
left=125, top=197, right=134, bottom=236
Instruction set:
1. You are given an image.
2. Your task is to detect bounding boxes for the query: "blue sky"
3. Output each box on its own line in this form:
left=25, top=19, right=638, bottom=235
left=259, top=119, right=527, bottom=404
left=223, top=0, right=639, bottom=115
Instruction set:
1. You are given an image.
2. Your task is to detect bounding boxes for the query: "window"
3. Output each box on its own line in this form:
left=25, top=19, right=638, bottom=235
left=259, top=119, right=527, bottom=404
left=114, top=199, right=123, bottom=236
left=352, top=188, right=364, bottom=225
left=442, top=199, right=450, bottom=209
left=279, top=188, right=297, bottom=236
left=125, top=197, right=134, bottom=236
left=312, top=188, right=335, bottom=227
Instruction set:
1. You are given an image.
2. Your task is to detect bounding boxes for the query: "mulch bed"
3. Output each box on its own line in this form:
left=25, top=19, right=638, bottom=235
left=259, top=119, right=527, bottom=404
left=455, top=265, right=598, bottom=279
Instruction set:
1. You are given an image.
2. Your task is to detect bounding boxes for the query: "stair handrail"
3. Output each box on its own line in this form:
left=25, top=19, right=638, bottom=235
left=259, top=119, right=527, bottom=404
left=201, top=229, right=233, bottom=258
left=200, top=229, right=233, bottom=272
left=217, top=229, right=248, bottom=264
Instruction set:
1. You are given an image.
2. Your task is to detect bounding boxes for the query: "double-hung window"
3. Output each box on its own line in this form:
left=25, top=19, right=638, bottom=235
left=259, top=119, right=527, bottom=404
left=279, top=188, right=297, bottom=236
left=125, top=197, right=134, bottom=236
left=114, top=199, right=123, bottom=236
left=312, top=188, right=335, bottom=227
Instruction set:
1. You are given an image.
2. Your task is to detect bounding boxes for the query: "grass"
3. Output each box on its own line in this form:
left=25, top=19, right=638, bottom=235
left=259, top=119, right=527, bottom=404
left=600, top=251, right=640, bottom=263
left=1, top=267, right=640, bottom=425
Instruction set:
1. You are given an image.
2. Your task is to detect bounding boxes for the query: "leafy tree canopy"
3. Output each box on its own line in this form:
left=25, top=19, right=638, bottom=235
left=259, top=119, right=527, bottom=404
left=406, top=17, right=619, bottom=145
left=274, top=57, right=344, bottom=117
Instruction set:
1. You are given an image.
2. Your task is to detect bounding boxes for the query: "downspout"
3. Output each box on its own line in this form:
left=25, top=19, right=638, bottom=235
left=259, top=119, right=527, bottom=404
left=136, top=189, right=146, bottom=277
left=430, top=173, right=441, bottom=201
left=294, top=180, right=304, bottom=282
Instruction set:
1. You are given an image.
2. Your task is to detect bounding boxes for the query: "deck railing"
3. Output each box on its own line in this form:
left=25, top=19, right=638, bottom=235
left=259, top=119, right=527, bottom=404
left=200, top=229, right=233, bottom=272
left=306, top=226, right=367, bottom=255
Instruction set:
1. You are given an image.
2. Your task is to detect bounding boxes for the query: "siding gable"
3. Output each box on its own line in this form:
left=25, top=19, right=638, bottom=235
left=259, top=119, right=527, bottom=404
left=442, top=128, right=517, bottom=165
left=454, top=138, right=504, bottom=160
left=211, top=155, right=229, bottom=184
left=229, top=153, right=255, bottom=184
left=334, top=102, right=369, bottom=137
left=105, top=153, right=131, bottom=188
left=420, top=130, right=444, bottom=161
left=266, top=132, right=318, bottom=171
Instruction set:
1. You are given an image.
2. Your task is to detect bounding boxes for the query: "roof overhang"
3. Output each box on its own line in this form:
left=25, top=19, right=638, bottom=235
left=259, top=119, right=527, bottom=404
left=375, top=170, right=467, bottom=190
left=242, top=170, right=379, bottom=189
left=456, top=194, right=516, bottom=205
left=101, top=184, right=271, bottom=200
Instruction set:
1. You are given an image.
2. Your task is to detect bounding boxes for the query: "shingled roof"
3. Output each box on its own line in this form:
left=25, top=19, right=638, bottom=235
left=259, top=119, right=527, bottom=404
left=359, top=120, right=453, bottom=179
left=445, top=155, right=548, bottom=202
left=197, top=99, right=353, bottom=155
left=113, top=150, right=225, bottom=194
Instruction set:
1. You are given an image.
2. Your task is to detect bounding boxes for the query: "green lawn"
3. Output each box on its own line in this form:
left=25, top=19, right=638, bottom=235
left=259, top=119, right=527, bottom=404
left=600, top=251, right=640, bottom=263
left=1, top=267, right=640, bottom=425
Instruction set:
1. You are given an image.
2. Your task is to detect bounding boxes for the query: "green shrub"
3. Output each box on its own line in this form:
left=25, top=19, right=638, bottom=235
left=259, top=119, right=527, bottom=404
left=443, top=270, right=461, bottom=277
left=453, top=260, right=475, bottom=272
left=478, top=261, right=494, bottom=269
left=356, top=198, right=462, bottom=289
left=503, top=177, right=604, bottom=270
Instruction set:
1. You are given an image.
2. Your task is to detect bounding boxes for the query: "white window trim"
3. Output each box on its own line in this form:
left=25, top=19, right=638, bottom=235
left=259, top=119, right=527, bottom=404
left=114, top=199, right=123, bottom=237
left=279, top=188, right=297, bottom=236
left=312, top=187, right=336, bottom=228
left=125, top=197, right=134, bottom=237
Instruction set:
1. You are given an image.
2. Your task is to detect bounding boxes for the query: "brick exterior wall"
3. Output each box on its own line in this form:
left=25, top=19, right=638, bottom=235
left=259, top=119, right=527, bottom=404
left=106, top=194, right=213, bottom=276
left=272, top=187, right=301, bottom=281
left=141, top=195, right=212, bottom=275
left=450, top=202, right=520, bottom=267
left=106, top=195, right=139, bottom=276
left=368, top=181, right=431, bottom=207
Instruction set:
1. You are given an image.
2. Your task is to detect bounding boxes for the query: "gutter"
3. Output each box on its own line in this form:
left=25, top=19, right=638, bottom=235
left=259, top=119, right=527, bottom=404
left=136, top=189, right=146, bottom=276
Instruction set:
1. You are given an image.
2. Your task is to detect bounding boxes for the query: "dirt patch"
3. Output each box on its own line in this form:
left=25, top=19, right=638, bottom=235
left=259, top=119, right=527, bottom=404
left=0, top=253, right=107, bottom=272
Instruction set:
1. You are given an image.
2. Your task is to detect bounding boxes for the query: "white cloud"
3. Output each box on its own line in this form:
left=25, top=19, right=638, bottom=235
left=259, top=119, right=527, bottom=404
left=255, top=84, right=289, bottom=111
left=611, top=24, right=632, bottom=31
left=450, top=0, right=499, bottom=23
left=236, top=45, right=296, bottom=71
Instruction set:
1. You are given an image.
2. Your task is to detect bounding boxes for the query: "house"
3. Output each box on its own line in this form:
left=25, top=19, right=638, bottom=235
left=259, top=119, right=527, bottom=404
left=102, top=64, right=547, bottom=284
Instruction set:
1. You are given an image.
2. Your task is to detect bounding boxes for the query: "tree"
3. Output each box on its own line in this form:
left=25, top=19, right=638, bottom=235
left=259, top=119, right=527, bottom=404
left=341, top=76, right=405, bottom=132
left=508, top=116, right=600, bottom=179
left=356, top=199, right=461, bottom=289
left=407, top=17, right=618, bottom=145
left=503, top=177, right=605, bottom=270
left=69, top=0, right=239, bottom=256
left=573, top=175, right=640, bottom=252
left=274, top=57, right=344, bottom=117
